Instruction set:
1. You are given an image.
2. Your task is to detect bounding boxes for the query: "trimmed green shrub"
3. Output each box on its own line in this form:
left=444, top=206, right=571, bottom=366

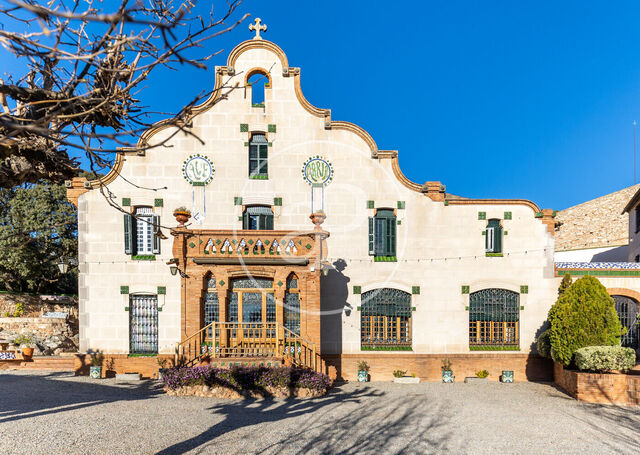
left=574, top=346, right=636, bottom=372
left=548, top=276, right=623, bottom=366
left=536, top=329, right=551, bottom=358
left=558, top=273, right=572, bottom=295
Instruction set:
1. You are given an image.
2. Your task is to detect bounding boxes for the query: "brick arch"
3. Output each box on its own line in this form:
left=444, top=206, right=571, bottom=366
left=607, top=288, right=640, bottom=302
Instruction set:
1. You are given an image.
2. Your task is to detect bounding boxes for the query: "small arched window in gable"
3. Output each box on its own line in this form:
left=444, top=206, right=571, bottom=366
left=247, top=72, right=268, bottom=107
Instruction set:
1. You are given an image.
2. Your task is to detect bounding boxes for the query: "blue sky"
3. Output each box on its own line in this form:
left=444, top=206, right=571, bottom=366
left=4, top=1, right=640, bottom=209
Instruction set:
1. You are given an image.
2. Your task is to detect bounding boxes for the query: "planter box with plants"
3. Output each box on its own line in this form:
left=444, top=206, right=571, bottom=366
left=357, top=360, right=370, bottom=382
left=441, top=358, right=454, bottom=383
left=161, top=365, right=333, bottom=398
left=464, top=370, right=489, bottom=384
left=13, top=335, right=35, bottom=359
left=392, top=370, right=420, bottom=384
left=89, top=351, right=104, bottom=379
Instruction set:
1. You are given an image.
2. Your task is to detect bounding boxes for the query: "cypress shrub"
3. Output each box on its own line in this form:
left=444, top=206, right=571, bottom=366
left=574, top=346, right=636, bottom=372
left=548, top=276, right=623, bottom=366
left=558, top=273, right=572, bottom=296
left=536, top=329, right=551, bottom=358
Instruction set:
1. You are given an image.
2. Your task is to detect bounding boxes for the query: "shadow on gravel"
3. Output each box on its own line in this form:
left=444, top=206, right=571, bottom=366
left=0, top=372, right=162, bottom=423
left=156, top=384, right=453, bottom=455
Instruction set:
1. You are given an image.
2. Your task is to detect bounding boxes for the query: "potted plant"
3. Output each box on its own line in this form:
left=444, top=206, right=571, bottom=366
left=501, top=370, right=514, bottom=383
left=157, top=358, right=169, bottom=380
left=357, top=360, right=370, bottom=382
left=173, top=207, right=191, bottom=226
left=89, top=351, right=104, bottom=379
left=14, top=335, right=34, bottom=359
left=392, top=369, right=420, bottom=384
left=441, top=358, right=454, bottom=383
left=465, top=369, right=489, bottom=384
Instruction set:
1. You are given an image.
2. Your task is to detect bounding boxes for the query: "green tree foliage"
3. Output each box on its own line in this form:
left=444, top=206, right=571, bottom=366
left=548, top=276, right=623, bottom=366
left=536, top=329, right=551, bottom=358
left=0, top=181, right=77, bottom=293
left=558, top=273, right=572, bottom=296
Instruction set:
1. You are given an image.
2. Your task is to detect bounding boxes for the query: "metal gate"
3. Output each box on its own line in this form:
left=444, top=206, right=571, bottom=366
left=129, top=295, right=158, bottom=355
left=613, top=295, right=639, bottom=349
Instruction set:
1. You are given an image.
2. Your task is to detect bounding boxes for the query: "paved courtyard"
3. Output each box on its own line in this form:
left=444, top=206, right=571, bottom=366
left=0, top=371, right=639, bottom=454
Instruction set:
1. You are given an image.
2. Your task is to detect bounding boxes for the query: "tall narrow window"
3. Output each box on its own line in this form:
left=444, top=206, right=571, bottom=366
left=249, top=133, right=268, bottom=178
left=613, top=295, right=639, bottom=349
left=243, top=205, right=274, bottom=230
left=284, top=273, right=300, bottom=335
left=469, top=289, right=519, bottom=350
left=129, top=295, right=158, bottom=355
left=485, top=219, right=502, bottom=254
left=124, top=206, right=160, bottom=256
left=368, top=209, right=396, bottom=258
left=360, top=288, right=411, bottom=350
left=636, top=207, right=640, bottom=234
left=248, top=72, right=267, bottom=107
left=204, top=277, right=219, bottom=339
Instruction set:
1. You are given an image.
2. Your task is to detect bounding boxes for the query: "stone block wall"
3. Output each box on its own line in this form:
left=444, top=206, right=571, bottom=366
left=555, top=184, right=638, bottom=251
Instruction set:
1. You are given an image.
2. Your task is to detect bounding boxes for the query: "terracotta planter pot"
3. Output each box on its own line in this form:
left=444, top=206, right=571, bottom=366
left=21, top=347, right=34, bottom=359
left=173, top=211, right=191, bottom=227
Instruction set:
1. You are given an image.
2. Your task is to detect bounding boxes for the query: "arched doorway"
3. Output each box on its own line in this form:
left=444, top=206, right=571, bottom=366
left=612, top=295, right=639, bottom=349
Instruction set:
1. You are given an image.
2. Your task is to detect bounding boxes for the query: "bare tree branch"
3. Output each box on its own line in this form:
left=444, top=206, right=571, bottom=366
left=0, top=0, right=249, bottom=187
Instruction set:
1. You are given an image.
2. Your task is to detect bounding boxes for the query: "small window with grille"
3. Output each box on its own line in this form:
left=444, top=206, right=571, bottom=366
left=129, top=294, right=158, bottom=355
left=360, top=288, right=411, bottom=350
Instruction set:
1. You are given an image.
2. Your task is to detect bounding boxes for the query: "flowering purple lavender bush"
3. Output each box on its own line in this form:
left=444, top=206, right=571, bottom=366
left=161, top=365, right=332, bottom=394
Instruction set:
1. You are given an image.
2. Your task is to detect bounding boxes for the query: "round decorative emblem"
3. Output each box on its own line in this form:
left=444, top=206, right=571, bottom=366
left=182, top=154, right=214, bottom=185
left=301, top=156, right=333, bottom=187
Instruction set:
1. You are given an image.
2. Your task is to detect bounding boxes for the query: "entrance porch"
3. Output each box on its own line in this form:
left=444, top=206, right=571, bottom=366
left=171, top=222, right=329, bottom=371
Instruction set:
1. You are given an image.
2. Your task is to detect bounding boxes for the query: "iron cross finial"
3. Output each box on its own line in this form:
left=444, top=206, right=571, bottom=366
left=249, top=18, right=267, bottom=40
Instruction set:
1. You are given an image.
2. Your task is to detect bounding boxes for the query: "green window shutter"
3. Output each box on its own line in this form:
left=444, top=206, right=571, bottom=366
left=124, top=214, right=133, bottom=255
left=494, top=224, right=502, bottom=253
left=152, top=215, right=161, bottom=254
left=388, top=216, right=397, bottom=256
left=242, top=211, right=249, bottom=229
left=368, top=217, right=375, bottom=256
left=265, top=214, right=274, bottom=230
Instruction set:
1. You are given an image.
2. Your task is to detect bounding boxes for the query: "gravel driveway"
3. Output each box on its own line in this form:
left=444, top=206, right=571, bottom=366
left=0, top=371, right=639, bottom=455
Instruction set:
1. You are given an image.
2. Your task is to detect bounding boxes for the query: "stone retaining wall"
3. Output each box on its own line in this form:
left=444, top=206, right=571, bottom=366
left=165, top=384, right=326, bottom=399
left=0, top=294, right=78, bottom=320
left=554, top=362, right=640, bottom=405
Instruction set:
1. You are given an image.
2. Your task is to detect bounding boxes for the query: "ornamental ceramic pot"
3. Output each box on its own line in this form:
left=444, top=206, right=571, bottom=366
left=357, top=370, right=369, bottom=382
left=90, top=366, right=102, bottom=379
left=21, top=347, right=34, bottom=359
left=173, top=211, right=191, bottom=227
left=501, top=370, right=514, bottom=383
left=442, top=370, right=454, bottom=383
left=309, top=212, right=326, bottom=228
left=158, top=368, right=168, bottom=380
